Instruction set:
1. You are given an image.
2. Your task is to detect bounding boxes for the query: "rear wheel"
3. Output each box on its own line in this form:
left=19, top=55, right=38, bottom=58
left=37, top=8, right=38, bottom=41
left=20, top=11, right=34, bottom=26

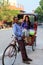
left=32, top=41, right=36, bottom=51
left=2, top=44, right=17, bottom=65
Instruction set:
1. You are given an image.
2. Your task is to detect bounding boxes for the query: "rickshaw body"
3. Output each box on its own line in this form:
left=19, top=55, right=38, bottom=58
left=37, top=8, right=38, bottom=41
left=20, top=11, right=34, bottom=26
left=17, top=13, right=38, bottom=51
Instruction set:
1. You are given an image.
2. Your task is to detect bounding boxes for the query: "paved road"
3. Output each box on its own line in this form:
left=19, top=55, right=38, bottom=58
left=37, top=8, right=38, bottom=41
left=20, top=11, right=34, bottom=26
left=0, top=26, right=43, bottom=65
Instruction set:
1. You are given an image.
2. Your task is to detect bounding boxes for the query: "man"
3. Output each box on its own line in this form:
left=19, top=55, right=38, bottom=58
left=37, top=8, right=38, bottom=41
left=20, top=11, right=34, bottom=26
left=12, top=16, right=32, bottom=64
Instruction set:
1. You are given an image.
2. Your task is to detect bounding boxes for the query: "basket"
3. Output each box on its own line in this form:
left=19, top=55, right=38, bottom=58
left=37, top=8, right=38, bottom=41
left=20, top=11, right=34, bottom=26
left=24, top=36, right=32, bottom=45
left=24, top=35, right=35, bottom=46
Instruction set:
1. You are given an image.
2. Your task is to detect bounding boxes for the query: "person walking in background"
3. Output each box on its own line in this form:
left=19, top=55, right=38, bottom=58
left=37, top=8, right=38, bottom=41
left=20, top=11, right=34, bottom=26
left=12, top=16, right=32, bottom=64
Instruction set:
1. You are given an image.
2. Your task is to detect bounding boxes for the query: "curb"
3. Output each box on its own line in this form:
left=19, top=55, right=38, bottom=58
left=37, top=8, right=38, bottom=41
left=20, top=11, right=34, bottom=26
left=0, top=28, right=12, bottom=31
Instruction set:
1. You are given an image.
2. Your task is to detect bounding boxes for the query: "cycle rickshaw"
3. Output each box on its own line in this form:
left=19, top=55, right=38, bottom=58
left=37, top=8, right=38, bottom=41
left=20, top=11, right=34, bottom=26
left=17, top=13, right=38, bottom=49
left=2, top=13, right=38, bottom=65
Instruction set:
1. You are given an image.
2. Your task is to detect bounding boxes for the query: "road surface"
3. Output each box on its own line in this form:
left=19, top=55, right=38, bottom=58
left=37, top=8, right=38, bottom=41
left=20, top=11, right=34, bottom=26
left=0, top=26, right=43, bottom=65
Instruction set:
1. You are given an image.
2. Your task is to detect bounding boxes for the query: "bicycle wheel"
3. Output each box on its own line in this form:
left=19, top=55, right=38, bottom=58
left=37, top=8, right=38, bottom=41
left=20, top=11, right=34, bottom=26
left=2, top=44, right=17, bottom=65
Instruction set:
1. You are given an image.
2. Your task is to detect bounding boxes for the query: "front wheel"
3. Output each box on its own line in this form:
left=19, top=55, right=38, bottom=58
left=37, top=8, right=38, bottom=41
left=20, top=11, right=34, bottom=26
left=2, top=44, right=17, bottom=65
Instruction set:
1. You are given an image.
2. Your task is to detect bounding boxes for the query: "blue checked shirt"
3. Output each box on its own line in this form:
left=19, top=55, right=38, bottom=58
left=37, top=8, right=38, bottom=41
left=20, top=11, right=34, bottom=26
left=13, top=23, right=23, bottom=40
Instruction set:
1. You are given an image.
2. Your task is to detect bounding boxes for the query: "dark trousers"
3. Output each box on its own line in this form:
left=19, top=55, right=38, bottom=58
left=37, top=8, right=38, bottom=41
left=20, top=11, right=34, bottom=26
left=18, top=39, right=28, bottom=61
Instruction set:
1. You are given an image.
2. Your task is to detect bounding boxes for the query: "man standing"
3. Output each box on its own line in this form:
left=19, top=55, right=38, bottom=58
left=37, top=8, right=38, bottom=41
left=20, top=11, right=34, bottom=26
left=12, top=16, right=32, bottom=64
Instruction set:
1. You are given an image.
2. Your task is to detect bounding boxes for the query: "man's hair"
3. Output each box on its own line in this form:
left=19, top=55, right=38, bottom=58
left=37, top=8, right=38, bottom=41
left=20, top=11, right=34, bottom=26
left=13, top=16, right=18, bottom=20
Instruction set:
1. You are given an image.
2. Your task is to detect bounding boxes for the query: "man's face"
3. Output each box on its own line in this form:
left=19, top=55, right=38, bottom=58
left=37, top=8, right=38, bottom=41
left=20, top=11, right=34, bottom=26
left=15, top=18, right=18, bottom=22
left=14, top=18, right=18, bottom=23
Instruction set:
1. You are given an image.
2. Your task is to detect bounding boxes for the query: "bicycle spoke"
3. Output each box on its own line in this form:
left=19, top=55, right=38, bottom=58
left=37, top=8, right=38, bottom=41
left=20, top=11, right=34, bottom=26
left=2, top=44, right=17, bottom=65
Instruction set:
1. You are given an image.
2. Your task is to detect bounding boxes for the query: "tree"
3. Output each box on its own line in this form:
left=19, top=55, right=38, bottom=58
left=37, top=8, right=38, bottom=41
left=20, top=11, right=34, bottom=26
left=40, top=0, right=43, bottom=9
left=35, top=0, right=43, bottom=22
left=0, top=0, right=20, bottom=21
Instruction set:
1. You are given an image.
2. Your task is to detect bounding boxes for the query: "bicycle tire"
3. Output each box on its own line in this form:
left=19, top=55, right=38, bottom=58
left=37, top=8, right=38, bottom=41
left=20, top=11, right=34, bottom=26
left=2, top=44, right=17, bottom=65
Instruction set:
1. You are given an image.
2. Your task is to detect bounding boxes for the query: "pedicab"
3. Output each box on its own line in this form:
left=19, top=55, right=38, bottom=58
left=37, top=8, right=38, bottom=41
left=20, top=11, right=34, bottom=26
left=2, top=13, right=38, bottom=65
left=17, top=13, right=38, bottom=51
